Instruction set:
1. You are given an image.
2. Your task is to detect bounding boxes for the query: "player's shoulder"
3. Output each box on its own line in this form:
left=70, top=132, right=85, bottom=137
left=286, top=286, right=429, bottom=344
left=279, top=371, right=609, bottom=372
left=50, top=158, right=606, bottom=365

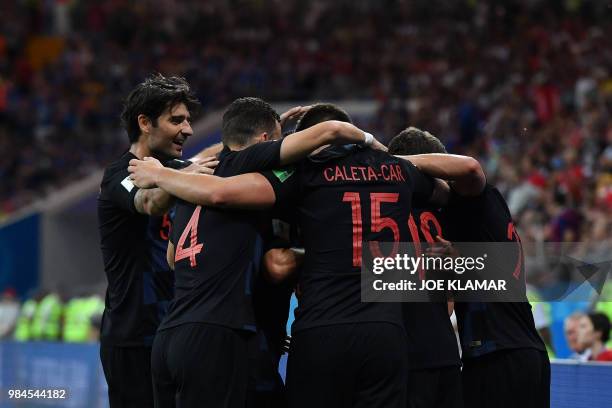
left=102, top=152, right=134, bottom=180
left=99, top=152, right=136, bottom=194
left=308, top=144, right=397, bottom=166
left=450, top=183, right=496, bottom=203
left=480, top=184, right=511, bottom=216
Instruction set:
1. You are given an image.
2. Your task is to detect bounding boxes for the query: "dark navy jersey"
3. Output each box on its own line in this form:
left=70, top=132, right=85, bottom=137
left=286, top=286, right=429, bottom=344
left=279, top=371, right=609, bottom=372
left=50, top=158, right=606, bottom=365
left=97, top=151, right=174, bottom=346
left=159, top=141, right=283, bottom=332
left=442, top=184, right=546, bottom=358
left=403, top=206, right=462, bottom=370
left=262, top=145, right=435, bottom=334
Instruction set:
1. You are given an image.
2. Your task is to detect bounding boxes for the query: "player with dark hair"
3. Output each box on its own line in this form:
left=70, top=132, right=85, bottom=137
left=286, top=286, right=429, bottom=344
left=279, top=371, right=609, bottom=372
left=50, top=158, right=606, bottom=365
left=388, top=127, right=447, bottom=155
left=295, top=103, right=353, bottom=132
left=128, top=104, right=485, bottom=408
left=144, top=97, right=384, bottom=408
left=222, top=97, right=282, bottom=146
left=392, top=129, right=550, bottom=408
left=120, top=74, right=201, bottom=146
left=387, top=127, right=466, bottom=408
left=98, top=73, right=217, bottom=407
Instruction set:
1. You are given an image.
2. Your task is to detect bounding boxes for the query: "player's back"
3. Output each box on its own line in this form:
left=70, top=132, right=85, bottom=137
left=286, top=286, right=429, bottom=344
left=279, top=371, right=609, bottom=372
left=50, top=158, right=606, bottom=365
left=285, top=145, right=433, bottom=333
left=159, top=142, right=282, bottom=333
left=268, top=144, right=435, bottom=407
left=443, top=184, right=546, bottom=357
left=403, top=206, right=461, bottom=370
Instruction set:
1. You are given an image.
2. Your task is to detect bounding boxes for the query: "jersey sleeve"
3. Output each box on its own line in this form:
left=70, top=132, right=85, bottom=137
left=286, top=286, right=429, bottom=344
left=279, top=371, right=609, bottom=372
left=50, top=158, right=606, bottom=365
left=260, top=166, right=301, bottom=212
left=102, top=166, right=140, bottom=214
left=226, top=140, right=283, bottom=173
left=401, top=159, right=435, bottom=206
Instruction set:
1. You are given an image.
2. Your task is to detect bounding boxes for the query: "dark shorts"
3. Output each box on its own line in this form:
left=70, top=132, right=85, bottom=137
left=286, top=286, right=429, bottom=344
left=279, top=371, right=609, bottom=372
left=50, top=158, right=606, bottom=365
left=286, top=322, right=408, bottom=408
left=246, top=329, right=287, bottom=408
left=462, top=348, right=550, bottom=408
left=100, top=344, right=154, bottom=408
left=407, top=366, right=463, bottom=408
left=151, top=323, right=250, bottom=408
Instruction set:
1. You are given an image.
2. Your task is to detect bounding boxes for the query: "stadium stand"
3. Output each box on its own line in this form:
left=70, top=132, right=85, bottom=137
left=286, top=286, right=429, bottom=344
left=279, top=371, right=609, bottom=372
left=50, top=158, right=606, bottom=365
left=0, top=1, right=610, bottom=406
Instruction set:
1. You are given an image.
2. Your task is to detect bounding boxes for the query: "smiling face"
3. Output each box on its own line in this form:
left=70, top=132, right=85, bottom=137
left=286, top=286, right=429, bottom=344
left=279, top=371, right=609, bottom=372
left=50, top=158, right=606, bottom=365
left=147, top=103, right=193, bottom=160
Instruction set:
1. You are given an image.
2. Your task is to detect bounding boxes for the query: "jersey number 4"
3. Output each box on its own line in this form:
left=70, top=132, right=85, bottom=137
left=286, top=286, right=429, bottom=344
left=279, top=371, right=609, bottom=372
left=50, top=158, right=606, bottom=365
left=175, top=206, right=204, bottom=267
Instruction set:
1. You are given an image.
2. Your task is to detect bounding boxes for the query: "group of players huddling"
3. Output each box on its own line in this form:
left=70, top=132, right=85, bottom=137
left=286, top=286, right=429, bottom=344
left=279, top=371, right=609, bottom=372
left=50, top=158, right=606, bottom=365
left=98, top=74, right=550, bottom=408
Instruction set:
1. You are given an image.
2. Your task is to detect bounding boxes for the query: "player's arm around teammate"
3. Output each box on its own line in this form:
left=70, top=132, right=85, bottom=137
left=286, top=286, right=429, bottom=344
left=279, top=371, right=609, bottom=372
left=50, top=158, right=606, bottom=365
left=128, top=119, right=383, bottom=207
left=129, top=151, right=482, bottom=212
left=396, top=153, right=486, bottom=197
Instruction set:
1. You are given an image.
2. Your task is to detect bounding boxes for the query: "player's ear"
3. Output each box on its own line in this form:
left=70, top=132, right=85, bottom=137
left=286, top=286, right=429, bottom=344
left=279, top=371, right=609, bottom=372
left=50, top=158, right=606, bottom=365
left=138, top=114, right=152, bottom=135
left=256, top=131, right=270, bottom=142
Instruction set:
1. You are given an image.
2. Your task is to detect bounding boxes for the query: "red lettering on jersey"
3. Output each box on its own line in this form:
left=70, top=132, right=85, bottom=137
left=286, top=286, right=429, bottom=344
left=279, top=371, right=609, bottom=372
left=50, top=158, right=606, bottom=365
left=357, top=166, right=367, bottom=180
left=324, top=167, right=334, bottom=181
left=380, top=165, right=389, bottom=180
left=367, top=167, right=378, bottom=181
left=175, top=206, right=204, bottom=268
left=389, top=165, right=400, bottom=181
left=420, top=211, right=443, bottom=243
left=343, top=192, right=363, bottom=267
left=408, top=214, right=425, bottom=280
left=335, top=166, right=345, bottom=181
left=159, top=213, right=171, bottom=240
left=341, top=166, right=354, bottom=181
left=369, top=193, right=400, bottom=259
left=350, top=166, right=359, bottom=181
left=395, top=164, right=406, bottom=181
left=507, top=222, right=523, bottom=280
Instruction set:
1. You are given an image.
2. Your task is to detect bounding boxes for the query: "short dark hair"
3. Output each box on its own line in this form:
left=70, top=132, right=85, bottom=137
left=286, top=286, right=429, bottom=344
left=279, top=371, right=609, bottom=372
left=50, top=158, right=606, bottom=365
left=221, top=97, right=280, bottom=147
left=295, top=103, right=352, bottom=131
left=387, top=127, right=447, bottom=155
left=589, top=312, right=611, bottom=344
left=120, top=73, right=200, bottom=143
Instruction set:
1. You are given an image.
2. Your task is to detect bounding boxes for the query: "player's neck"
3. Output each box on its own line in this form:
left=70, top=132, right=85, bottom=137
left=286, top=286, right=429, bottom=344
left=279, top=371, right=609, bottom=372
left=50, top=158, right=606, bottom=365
left=129, top=142, right=152, bottom=160
left=226, top=135, right=267, bottom=151
left=226, top=143, right=247, bottom=151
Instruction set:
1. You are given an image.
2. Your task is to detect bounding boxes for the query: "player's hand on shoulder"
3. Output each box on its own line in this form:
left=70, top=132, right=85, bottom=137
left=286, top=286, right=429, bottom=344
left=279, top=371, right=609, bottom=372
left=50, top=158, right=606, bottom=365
left=280, top=105, right=311, bottom=127
left=370, top=137, right=388, bottom=152
left=128, top=157, right=163, bottom=189
left=184, top=156, right=219, bottom=175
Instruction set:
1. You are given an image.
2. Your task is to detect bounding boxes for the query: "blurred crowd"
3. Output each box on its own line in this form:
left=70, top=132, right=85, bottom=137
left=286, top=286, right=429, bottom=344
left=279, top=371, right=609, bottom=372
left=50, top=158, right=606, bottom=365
left=0, top=0, right=610, bottom=234
left=0, top=288, right=104, bottom=343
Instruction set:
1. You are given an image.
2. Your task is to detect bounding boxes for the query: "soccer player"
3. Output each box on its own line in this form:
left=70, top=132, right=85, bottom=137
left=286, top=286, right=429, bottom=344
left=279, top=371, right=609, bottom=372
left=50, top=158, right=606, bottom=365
left=128, top=104, right=483, bottom=408
left=387, top=127, right=476, bottom=408
left=98, top=74, right=210, bottom=407
left=393, top=130, right=550, bottom=408
left=144, top=97, right=383, bottom=408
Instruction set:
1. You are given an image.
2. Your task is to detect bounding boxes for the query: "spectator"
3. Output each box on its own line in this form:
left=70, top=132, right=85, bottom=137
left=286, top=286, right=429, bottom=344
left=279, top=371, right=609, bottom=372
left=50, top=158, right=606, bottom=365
left=0, top=288, right=20, bottom=339
left=585, top=312, right=612, bottom=362
left=564, top=312, right=591, bottom=361
left=13, top=290, right=45, bottom=342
